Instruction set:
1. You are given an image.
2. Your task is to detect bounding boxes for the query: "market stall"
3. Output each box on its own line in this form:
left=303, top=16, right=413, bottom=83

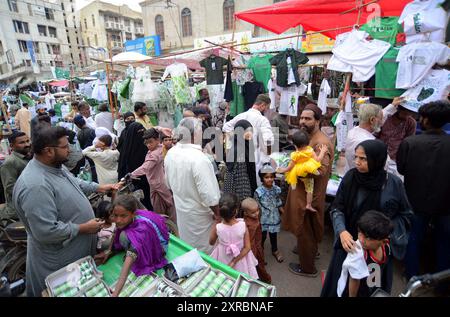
left=43, top=234, right=275, bottom=297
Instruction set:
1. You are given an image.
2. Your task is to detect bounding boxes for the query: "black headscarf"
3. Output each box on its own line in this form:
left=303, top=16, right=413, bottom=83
left=226, top=120, right=257, bottom=194
left=333, top=139, right=388, bottom=237
left=117, top=122, right=147, bottom=179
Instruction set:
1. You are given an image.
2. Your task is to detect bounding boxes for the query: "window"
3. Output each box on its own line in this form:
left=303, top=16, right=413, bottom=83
left=26, top=60, right=31, bottom=67
left=84, top=18, right=87, bottom=29
left=223, top=0, right=234, bottom=31
left=155, top=15, right=164, bottom=40
left=13, top=20, right=30, bottom=34
left=37, top=60, right=43, bottom=67
left=55, top=61, right=63, bottom=67
left=124, top=19, right=130, bottom=27
left=87, top=37, right=90, bottom=46
left=92, top=14, right=95, bottom=27
left=50, top=60, right=54, bottom=66
left=8, top=0, right=18, bottom=12
left=33, top=42, right=40, bottom=54
left=18, top=40, right=28, bottom=53
left=61, top=3, right=65, bottom=11
left=0, top=41, right=4, bottom=56
left=38, top=25, right=47, bottom=36
left=45, top=8, right=54, bottom=20
left=48, top=27, right=57, bottom=38
left=94, top=34, right=98, bottom=46
left=181, top=8, right=192, bottom=37
left=52, top=44, right=60, bottom=55
left=126, top=33, right=132, bottom=41
left=47, top=44, right=51, bottom=54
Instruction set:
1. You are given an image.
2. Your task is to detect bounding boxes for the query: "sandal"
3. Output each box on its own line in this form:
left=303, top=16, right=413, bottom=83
left=288, top=263, right=318, bottom=277
left=272, top=251, right=284, bottom=263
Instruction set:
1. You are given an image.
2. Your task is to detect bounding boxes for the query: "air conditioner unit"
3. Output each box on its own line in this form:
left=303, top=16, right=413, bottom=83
left=126, top=26, right=131, bottom=32
left=105, top=21, right=112, bottom=29
left=50, top=34, right=56, bottom=38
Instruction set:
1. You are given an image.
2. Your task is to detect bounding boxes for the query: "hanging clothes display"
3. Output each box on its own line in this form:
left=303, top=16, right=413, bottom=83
left=200, top=55, right=228, bottom=85
left=400, top=69, right=450, bottom=112
left=317, top=79, right=331, bottom=114
left=242, top=81, right=265, bottom=111
left=156, top=82, right=177, bottom=115
left=327, top=30, right=391, bottom=83
left=278, top=83, right=307, bottom=117
left=270, top=48, right=309, bottom=87
left=230, top=81, right=246, bottom=117
left=399, top=0, right=448, bottom=43
left=267, top=77, right=281, bottom=110
left=91, top=78, right=108, bottom=101
left=375, top=47, right=406, bottom=99
left=132, top=66, right=159, bottom=110
left=395, top=41, right=450, bottom=89
left=360, top=17, right=404, bottom=45
left=207, top=84, right=226, bottom=110
left=247, top=54, right=274, bottom=92
left=162, top=62, right=192, bottom=105
left=224, top=57, right=234, bottom=102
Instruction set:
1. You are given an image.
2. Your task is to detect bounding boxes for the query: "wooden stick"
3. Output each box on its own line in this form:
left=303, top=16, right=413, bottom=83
left=340, top=73, right=352, bottom=111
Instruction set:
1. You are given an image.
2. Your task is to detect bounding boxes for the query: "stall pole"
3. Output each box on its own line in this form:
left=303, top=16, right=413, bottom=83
left=340, top=73, right=352, bottom=111
left=106, top=36, right=115, bottom=121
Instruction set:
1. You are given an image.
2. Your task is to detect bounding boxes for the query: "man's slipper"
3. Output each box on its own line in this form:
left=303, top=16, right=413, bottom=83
left=288, top=263, right=318, bottom=277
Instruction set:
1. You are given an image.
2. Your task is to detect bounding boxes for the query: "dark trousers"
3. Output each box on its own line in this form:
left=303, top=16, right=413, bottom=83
left=405, top=214, right=450, bottom=279
left=262, top=231, right=278, bottom=253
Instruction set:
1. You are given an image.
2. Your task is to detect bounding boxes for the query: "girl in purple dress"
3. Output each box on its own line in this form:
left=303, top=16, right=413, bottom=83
left=108, top=195, right=169, bottom=297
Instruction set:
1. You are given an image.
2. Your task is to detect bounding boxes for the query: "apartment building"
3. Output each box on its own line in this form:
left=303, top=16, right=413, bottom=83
left=79, top=0, right=144, bottom=52
left=139, top=0, right=289, bottom=52
left=0, top=0, right=71, bottom=84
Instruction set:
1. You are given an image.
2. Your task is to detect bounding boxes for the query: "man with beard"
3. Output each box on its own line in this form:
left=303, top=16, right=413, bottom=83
left=283, top=104, right=334, bottom=277
left=0, top=132, right=32, bottom=220
left=12, top=127, right=119, bottom=296
left=134, top=102, right=153, bottom=130
left=223, top=94, right=274, bottom=184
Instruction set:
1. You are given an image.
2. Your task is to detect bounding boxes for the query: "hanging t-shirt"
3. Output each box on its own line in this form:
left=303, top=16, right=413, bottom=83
left=327, top=30, right=391, bottom=82
left=242, top=81, right=265, bottom=111
left=401, top=69, right=450, bottom=112
left=360, top=17, right=404, bottom=45
left=200, top=55, right=228, bottom=85
left=267, top=78, right=281, bottom=110
left=162, top=63, right=192, bottom=105
left=395, top=42, right=450, bottom=89
left=247, top=55, right=274, bottom=92
left=399, top=0, right=445, bottom=23
left=279, top=83, right=307, bottom=117
left=334, top=110, right=354, bottom=152
left=230, top=81, right=246, bottom=116
left=375, top=47, right=406, bottom=99
left=317, top=79, right=331, bottom=114
left=286, top=57, right=297, bottom=85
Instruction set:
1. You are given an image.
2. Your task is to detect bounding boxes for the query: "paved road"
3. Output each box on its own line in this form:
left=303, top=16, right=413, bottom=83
left=263, top=223, right=407, bottom=297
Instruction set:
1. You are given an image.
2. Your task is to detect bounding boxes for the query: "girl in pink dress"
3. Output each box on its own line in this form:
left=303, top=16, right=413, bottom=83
left=209, top=193, right=259, bottom=279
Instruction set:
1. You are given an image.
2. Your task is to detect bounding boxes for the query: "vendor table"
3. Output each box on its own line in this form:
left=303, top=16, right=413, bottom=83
left=98, top=234, right=243, bottom=287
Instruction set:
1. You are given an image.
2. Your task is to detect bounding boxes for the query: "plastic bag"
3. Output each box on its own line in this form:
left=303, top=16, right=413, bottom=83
left=170, top=249, right=208, bottom=279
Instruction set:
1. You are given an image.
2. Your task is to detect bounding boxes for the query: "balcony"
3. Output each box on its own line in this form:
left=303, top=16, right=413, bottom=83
left=135, top=27, right=144, bottom=35
left=125, top=26, right=131, bottom=33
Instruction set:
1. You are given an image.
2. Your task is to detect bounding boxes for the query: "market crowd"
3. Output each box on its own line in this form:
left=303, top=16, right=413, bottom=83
left=1, top=87, right=449, bottom=297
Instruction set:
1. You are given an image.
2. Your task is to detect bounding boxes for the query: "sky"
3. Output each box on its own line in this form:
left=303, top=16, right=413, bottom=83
left=76, top=0, right=143, bottom=12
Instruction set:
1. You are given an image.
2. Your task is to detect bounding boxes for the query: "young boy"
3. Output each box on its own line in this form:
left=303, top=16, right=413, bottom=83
left=241, top=198, right=272, bottom=284
left=161, top=134, right=173, bottom=158
left=337, top=210, right=394, bottom=297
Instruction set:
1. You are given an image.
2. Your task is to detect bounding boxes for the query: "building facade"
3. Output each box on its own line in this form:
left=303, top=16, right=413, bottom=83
left=79, top=0, right=144, bottom=55
left=0, top=0, right=72, bottom=84
left=139, top=0, right=289, bottom=52
left=62, top=0, right=89, bottom=69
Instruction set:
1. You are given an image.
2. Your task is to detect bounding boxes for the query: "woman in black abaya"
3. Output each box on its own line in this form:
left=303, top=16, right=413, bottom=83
left=117, top=121, right=152, bottom=210
left=320, top=139, right=413, bottom=297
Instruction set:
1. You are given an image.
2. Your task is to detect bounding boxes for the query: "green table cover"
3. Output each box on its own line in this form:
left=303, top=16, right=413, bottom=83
left=98, top=234, right=242, bottom=286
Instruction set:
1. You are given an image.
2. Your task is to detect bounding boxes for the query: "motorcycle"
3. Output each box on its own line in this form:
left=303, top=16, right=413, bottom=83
left=0, top=219, right=27, bottom=296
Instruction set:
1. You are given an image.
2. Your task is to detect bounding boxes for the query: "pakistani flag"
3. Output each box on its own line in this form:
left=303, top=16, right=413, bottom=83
left=53, top=67, right=70, bottom=79
left=19, top=93, right=35, bottom=107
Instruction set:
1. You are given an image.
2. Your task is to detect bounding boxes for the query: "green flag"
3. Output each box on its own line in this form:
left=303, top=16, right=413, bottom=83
left=55, top=67, right=70, bottom=79
left=19, top=94, right=35, bottom=107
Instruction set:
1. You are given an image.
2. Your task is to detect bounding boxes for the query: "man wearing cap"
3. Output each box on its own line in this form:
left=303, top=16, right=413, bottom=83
left=283, top=104, right=334, bottom=277
left=30, top=103, right=48, bottom=142
left=14, top=102, right=32, bottom=137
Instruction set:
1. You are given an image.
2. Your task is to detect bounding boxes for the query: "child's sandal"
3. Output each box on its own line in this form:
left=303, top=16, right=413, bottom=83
left=272, top=251, right=284, bottom=263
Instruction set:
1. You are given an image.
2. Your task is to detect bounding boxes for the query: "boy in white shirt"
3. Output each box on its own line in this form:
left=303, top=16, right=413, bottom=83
left=338, top=210, right=394, bottom=297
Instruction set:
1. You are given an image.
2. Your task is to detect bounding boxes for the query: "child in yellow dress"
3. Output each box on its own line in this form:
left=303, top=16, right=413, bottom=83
left=276, top=131, right=328, bottom=213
